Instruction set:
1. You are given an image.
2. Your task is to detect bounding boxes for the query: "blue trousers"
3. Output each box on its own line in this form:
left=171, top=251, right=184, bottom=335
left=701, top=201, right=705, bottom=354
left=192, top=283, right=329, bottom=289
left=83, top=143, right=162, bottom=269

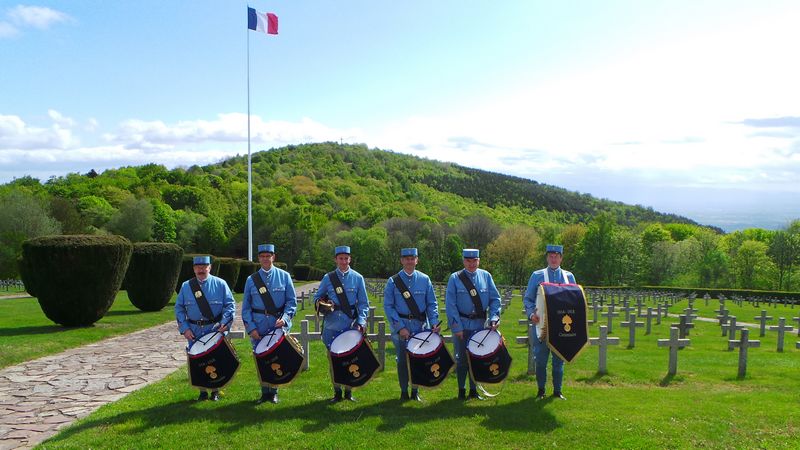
left=534, top=338, right=564, bottom=392
left=453, top=330, right=477, bottom=391
left=391, top=334, right=419, bottom=394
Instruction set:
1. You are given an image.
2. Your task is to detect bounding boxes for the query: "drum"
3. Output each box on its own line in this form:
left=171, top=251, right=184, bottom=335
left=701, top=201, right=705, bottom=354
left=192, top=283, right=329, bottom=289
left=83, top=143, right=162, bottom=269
left=406, top=330, right=455, bottom=388
left=187, top=331, right=240, bottom=390
left=328, top=329, right=380, bottom=388
left=254, top=328, right=305, bottom=387
left=466, top=329, right=512, bottom=384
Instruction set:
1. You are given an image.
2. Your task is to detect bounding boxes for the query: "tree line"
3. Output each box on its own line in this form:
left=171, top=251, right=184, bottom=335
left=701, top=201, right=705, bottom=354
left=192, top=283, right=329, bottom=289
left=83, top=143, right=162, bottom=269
left=1, top=143, right=797, bottom=291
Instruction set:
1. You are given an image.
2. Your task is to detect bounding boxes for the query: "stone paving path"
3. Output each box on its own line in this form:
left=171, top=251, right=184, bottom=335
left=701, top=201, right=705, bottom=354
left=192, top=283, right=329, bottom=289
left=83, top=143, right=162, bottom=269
left=0, top=282, right=319, bottom=450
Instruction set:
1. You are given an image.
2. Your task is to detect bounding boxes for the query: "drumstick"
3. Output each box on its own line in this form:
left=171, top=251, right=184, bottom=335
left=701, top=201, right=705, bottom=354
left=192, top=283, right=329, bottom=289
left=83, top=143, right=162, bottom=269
left=472, top=330, right=492, bottom=348
left=409, top=331, right=433, bottom=351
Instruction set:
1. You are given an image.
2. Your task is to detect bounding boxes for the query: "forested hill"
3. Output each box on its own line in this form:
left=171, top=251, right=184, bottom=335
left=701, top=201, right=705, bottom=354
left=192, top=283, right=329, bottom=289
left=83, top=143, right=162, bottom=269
left=225, top=143, right=697, bottom=227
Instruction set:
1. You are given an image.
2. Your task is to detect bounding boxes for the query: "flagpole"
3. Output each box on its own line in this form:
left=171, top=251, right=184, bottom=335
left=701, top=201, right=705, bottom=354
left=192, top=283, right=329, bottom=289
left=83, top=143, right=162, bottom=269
left=247, top=14, right=253, bottom=262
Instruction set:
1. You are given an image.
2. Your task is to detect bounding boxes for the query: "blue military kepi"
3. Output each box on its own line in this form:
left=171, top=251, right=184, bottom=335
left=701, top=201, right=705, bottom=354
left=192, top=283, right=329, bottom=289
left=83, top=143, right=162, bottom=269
left=546, top=244, right=564, bottom=254
left=258, top=243, right=275, bottom=254
left=193, top=255, right=211, bottom=265
left=462, top=248, right=480, bottom=258
left=401, top=247, right=418, bottom=257
left=334, top=245, right=351, bottom=256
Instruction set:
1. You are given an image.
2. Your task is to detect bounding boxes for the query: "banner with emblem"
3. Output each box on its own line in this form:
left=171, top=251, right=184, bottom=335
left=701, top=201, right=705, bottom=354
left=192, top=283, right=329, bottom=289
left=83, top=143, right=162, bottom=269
left=538, top=283, right=589, bottom=363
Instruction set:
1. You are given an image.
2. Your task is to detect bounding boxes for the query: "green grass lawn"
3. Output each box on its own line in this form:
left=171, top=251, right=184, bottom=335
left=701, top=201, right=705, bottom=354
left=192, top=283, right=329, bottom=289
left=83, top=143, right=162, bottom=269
left=0, top=292, right=176, bottom=369
left=38, top=295, right=800, bottom=449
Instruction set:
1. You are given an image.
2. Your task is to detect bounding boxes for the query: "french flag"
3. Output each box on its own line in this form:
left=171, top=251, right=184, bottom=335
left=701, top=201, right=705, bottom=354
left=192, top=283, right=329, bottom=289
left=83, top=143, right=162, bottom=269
left=248, top=7, right=278, bottom=35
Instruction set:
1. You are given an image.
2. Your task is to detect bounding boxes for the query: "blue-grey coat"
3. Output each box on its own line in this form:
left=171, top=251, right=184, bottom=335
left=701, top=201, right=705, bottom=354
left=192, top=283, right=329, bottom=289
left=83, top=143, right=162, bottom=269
left=175, top=275, right=236, bottom=338
left=444, top=269, right=501, bottom=333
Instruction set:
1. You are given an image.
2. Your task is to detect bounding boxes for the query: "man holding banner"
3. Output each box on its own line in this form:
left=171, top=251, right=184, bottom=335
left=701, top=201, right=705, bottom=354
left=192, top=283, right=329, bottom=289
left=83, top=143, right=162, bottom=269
left=523, top=245, right=577, bottom=400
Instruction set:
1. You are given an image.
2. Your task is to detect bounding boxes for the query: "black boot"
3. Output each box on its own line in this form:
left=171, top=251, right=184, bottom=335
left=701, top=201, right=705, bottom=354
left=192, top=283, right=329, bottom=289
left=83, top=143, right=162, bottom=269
left=330, top=389, right=343, bottom=403
left=197, top=391, right=209, bottom=401
left=256, top=393, right=270, bottom=404
left=344, top=389, right=356, bottom=402
left=458, top=388, right=466, bottom=400
left=536, top=389, right=546, bottom=400
left=400, top=391, right=410, bottom=402
left=411, top=389, right=423, bottom=402
left=468, top=389, right=484, bottom=401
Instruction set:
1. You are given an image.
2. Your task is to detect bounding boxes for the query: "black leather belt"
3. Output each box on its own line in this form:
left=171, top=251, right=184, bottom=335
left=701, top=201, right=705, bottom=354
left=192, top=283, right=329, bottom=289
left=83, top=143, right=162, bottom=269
left=252, top=308, right=284, bottom=317
left=459, top=312, right=485, bottom=320
left=189, top=318, right=216, bottom=326
left=398, top=313, right=426, bottom=321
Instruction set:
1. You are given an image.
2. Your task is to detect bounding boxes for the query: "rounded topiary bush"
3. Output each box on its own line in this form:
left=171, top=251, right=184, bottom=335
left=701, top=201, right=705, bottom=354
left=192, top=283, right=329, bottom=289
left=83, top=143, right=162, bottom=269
left=17, top=255, right=38, bottom=297
left=293, top=264, right=311, bottom=281
left=21, top=235, right=133, bottom=327
left=234, top=260, right=259, bottom=293
left=123, top=242, right=183, bottom=311
left=215, top=257, right=240, bottom=291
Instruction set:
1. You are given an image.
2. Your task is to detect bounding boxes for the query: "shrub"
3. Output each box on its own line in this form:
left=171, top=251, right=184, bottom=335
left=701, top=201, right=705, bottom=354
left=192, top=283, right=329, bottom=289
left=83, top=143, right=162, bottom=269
left=234, top=260, right=259, bottom=293
left=123, top=243, right=183, bottom=311
left=293, top=264, right=311, bottom=281
left=17, top=256, right=38, bottom=297
left=274, top=261, right=288, bottom=271
left=215, top=257, right=240, bottom=291
left=21, top=235, right=132, bottom=326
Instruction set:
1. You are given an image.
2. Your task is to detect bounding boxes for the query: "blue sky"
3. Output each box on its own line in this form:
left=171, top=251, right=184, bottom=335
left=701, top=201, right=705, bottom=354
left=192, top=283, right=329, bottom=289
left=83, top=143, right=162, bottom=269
left=2, top=1, right=800, bottom=231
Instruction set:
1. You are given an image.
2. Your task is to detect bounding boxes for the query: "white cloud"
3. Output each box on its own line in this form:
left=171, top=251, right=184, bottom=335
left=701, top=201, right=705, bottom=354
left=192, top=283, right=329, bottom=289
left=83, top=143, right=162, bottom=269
left=0, top=21, right=17, bottom=37
left=7, top=5, right=71, bottom=29
left=0, top=114, right=75, bottom=150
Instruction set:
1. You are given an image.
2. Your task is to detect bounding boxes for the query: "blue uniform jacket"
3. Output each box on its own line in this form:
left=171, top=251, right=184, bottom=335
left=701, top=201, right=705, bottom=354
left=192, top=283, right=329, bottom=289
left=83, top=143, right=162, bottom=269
left=241, top=267, right=297, bottom=336
left=175, top=275, right=236, bottom=337
left=314, top=268, right=370, bottom=331
left=523, top=266, right=576, bottom=319
left=445, top=268, right=501, bottom=334
left=383, top=269, right=439, bottom=335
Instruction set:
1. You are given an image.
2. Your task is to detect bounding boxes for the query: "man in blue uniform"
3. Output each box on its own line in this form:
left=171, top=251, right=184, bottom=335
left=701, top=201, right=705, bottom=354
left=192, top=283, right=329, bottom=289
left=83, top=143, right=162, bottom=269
left=383, top=248, right=440, bottom=402
left=242, top=244, right=297, bottom=405
left=175, top=255, right=236, bottom=401
left=314, top=245, right=370, bottom=403
left=445, top=248, right=501, bottom=400
left=523, top=244, right=576, bottom=400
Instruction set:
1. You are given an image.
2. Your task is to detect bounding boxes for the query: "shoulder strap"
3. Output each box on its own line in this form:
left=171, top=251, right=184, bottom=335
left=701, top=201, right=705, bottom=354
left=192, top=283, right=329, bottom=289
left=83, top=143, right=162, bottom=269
left=392, top=274, right=424, bottom=319
left=250, top=271, right=281, bottom=315
left=189, top=277, right=219, bottom=322
left=457, top=270, right=486, bottom=319
left=328, top=271, right=354, bottom=319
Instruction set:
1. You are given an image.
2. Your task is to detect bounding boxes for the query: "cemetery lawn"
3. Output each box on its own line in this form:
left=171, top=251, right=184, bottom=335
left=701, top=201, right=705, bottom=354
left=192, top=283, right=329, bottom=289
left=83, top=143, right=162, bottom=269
left=0, top=292, right=176, bottom=369
left=39, top=294, right=800, bottom=449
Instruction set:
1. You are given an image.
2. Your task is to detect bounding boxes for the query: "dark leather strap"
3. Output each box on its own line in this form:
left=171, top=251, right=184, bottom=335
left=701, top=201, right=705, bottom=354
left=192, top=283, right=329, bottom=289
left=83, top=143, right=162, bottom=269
left=328, top=272, right=354, bottom=319
left=392, top=274, right=425, bottom=320
left=250, top=271, right=280, bottom=315
left=189, top=278, right=220, bottom=322
left=457, top=270, right=486, bottom=319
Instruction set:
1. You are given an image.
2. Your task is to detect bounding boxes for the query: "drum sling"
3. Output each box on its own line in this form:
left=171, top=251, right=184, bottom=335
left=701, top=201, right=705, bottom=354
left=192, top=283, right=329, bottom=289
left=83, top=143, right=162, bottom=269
left=189, top=278, right=221, bottom=323
left=457, top=270, right=486, bottom=319
left=327, top=272, right=354, bottom=319
left=392, top=274, right=426, bottom=321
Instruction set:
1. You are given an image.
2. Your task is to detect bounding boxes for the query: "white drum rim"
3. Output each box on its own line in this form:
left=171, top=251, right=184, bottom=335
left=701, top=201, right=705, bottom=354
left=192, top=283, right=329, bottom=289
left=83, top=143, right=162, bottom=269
left=329, top=329, right=364, bottom=356
left=407, top=331, right=443, bottom=357
left=187, top=331, right=224, bottom=357
left=466, top=329, right=502, bottom=358
left=254, top=328, right=286, bottom=356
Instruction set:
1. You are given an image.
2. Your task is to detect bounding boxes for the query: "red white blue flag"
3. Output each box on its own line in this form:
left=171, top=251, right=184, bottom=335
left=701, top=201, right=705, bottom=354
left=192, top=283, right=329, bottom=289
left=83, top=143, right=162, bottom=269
left=248, top=7, right=278, bottom=35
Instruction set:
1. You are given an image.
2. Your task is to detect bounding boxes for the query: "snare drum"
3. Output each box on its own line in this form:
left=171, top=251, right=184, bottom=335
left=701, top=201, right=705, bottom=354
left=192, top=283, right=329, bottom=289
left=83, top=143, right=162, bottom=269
left=187, top=331, right=240, bottom=390
left=328, top=329, right=380, bottom=388
left=466, top=329, right=512, bottom=384
left=254, top=328, right=305, bottom=387
left=406, top=330, right=455, bottom=388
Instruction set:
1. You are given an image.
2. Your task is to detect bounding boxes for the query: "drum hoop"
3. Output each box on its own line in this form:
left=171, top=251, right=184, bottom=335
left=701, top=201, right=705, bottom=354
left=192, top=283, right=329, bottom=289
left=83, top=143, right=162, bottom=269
left=407, top=332, right=443, bottom=358
left=329, top=330, right=365, bottom=357
left=327, top=335, right=379, bottom=389
left=255, top=332, right=286, bottom=357
left=187, top=336, right=241, bottom=391
left=187, top=332, right=224, bottom=359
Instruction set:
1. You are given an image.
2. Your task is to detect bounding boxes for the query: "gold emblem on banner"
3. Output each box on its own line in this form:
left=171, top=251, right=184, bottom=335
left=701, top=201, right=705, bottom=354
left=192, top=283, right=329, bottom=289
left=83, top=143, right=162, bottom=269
left=431, top=363, right=441, bottom=377
left=348, top=364, right=361, bottom=377
left=402, top=291, right=411, bottom=299
left=205, top=365, right=218, bottom=379
left=489, top=363, right=500, bottom=376
left=562, top=315, right=573, bottom=332
left=194, top=290, right=202, bottom=299
left=271, top=363, right=283, bottom=376
left=335, top=287, right=343, bottom=294
left=469, top=289, right=477, bottom=297
left=259, top=287, right=267, bottom=294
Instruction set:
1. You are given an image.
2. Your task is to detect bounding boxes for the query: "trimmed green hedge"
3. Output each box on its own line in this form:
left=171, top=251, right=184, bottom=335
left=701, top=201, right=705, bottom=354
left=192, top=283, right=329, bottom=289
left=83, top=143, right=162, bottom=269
left=123, top=243, right=182, bottom=311
left=17, top=256, right=37, bottom=297
left=216, top=257, right=240, bottom=291
left=293, top=264, right=326, bottom=281
left=21, top=235, right=132, bottom=326
left=234, top=260, right=258, bottom=293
